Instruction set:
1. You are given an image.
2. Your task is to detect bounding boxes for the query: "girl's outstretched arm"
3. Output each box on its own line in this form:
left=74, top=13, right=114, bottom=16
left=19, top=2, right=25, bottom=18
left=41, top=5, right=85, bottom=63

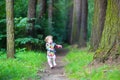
left=56, top=45, right=62, bottom=48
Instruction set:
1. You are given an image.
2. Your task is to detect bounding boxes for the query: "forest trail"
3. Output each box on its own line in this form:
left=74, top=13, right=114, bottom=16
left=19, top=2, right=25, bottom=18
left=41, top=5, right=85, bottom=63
left=37, top=48, right=69, bottom=80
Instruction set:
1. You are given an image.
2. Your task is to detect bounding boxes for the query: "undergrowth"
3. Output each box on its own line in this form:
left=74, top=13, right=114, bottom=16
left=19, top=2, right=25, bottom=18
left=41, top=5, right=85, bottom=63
left=0, top=49, right=46, bottom=80
left=65, top=48, right=120, bottom=80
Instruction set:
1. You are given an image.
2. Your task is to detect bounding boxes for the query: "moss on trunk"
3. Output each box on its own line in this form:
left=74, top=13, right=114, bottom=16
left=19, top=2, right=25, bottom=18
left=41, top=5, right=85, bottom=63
left=94, top=0, right=120, bottom=62
left=90, top=0, right=107, bottom=51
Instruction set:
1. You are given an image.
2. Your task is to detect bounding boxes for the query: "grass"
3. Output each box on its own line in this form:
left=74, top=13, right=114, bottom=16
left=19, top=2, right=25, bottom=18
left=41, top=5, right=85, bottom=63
left=0, top=49, right=46, bottom=80
left=65, top=48, right=120, bottom=80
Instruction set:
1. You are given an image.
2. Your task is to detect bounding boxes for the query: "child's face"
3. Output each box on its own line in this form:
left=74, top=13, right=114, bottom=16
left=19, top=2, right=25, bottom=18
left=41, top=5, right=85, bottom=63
left=47, top=38, right=53, bottom=43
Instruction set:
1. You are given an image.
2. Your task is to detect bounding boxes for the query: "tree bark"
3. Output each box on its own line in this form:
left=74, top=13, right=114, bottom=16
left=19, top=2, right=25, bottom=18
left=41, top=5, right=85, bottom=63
left=79, top=0, right=88, bottom=47
left=38, top=0, right=47, bottom=18
left=27, top=0, right=37, bottom=37
left=71, top=0, right=82, bottom=44
left=6, top=0, right=15, bottom=58
left=90, top=0, right=107, bottom=51
left=71, top=0, right=88, bottom=47
left=48, top=0, right=53, bottom=34
left=66, top=0, right=73, bottom=44
left=94, top=0, right=120, bottom=62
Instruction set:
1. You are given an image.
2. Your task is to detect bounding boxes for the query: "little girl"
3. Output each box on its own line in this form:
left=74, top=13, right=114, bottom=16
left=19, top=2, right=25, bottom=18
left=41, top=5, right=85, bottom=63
left=45, top=35, right=62, bottom=69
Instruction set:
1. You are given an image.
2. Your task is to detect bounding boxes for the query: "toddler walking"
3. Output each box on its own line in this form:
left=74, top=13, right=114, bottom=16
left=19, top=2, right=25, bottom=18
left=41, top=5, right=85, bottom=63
left=45, top=35, right=62, bottom=69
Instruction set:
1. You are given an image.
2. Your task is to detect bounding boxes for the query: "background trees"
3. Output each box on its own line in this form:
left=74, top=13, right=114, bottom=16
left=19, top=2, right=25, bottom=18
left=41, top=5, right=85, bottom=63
left=38, top=0, right=47, bottom=18
left=71, top=0, right=82, bottom=45
left=68, top=0, right=88, bottom=48
left=48, top=0, right=53, bottom=34
left=2, top=0, right=91, bottom=50
left=2, top=0, right=120, bottom=62
left=66, top=0, right=73, bottom=44
left=2, top=0, right=120, bottom=79
left=79, top=0, right=88, bottom=47
left=27, top=0, right=37, bottom=37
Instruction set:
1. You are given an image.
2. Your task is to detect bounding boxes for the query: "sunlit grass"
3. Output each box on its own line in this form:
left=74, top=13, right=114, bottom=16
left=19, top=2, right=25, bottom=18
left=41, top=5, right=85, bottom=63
left=0, top=49, right=46, bottom=80
left=65, top=48, right=120, bottom=80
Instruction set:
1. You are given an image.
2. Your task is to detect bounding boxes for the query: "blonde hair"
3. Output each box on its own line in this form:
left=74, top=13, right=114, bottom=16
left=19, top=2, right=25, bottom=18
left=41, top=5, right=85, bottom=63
left=44, top=35, right=53, bottom=42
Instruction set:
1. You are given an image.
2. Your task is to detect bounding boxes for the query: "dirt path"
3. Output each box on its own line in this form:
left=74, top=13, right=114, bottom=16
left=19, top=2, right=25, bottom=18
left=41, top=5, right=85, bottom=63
left=38, top=48, right=69, bottom=80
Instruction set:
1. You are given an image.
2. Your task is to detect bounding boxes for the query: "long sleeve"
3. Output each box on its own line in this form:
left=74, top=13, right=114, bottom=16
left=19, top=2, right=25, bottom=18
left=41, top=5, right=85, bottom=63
left=46, top=43, right=51, bottom=51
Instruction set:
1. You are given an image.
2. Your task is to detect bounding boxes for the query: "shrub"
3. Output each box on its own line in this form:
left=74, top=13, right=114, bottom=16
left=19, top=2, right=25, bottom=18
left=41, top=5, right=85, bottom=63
left=0, top=49, right=46, bottom=80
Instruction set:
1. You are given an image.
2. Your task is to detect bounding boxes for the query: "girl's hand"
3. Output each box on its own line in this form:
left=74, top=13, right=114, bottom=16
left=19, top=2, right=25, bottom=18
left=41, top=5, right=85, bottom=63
left=56, top=45, right=62, bottom=48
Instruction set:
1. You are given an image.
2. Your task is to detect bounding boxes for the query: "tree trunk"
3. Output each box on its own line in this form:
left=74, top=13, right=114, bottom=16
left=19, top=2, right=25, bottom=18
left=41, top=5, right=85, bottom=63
left=90, top=0, right=107, bottom=51
left=6, top=0, right=15, bottom=58
left=48, top=0, right=53, bottom=34
left=79, top=0, right=88, bottom=47
left=71, top=0, right=82, bottom=44
left=94, top=0, right=120, bottom=62
left=27, top=0, right=37, bottom=37
left=38, top=0, right=47, bottom=18
left=71, top=0, right=88, bottom=47
left=66, top=0, right=73, bottom=44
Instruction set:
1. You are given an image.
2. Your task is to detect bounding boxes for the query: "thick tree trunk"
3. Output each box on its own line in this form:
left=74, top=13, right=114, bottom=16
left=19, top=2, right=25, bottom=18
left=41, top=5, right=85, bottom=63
left=90, top=0, right=107, bottom=51
left=27, top=0, right=37, bottom=37
left=79, top=0, right=88, bottom=47
left=94, top=0, right=120, bottom=62
left=6, top=0, right=15, bottom=58
left=71, top=0, right=82, bottom=44
left=48, top=0, right=53, bottom=34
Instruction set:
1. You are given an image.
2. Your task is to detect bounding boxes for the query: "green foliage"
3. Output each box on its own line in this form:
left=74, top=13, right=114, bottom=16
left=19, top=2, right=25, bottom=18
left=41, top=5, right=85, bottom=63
left=15, top=37, right=44, bottom=50
left=65, top=48, right=120, bottom=80
left=65, top=48, right=93, bottom=79
left=0, top=0, right=28, bottom=49
left=88, top=65, right=120, bottom=80
left=0, top=49, right=46, bottom=80
left=87, top=0, right=94, bottom=41
left=15, top=37, right=39, bottom=45
left=14, top=0, right=28, bottom=17
left=0, top=1, right=5, bottom=18
left=36, top=16, right=48, bottom=33
left=0, top=35, right=6, bottom=41
left=15, top=17, right=27, bottom=28
left=35, top=0, right=68, bottom=44
left=52, top=0, right=68, bottom=43
left=0, top=0, right=94, bottom=49
left=14, top=17, right=45, bottom=50
left=0, top=25, right=6, bottom=49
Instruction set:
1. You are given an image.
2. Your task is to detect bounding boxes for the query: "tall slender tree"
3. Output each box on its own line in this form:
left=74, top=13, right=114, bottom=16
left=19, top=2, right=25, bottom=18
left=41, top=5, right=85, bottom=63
left=6, top=0, right=15, bottom=58
left=38, top=0, right=47, bottom=18
left=27, top=0, right=37, bottom=37
left=94, top=0, right=120, bottom=62
left=66, top=0, right=73, bottom=44
left=48, top=0, right=53, bottom=34
left=90, top=0, right=107, bottom=51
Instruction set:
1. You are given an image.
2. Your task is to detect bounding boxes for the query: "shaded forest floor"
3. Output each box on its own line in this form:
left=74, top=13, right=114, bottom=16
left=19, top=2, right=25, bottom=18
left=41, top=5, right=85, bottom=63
left=37, top=48, right=69, bottom=80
